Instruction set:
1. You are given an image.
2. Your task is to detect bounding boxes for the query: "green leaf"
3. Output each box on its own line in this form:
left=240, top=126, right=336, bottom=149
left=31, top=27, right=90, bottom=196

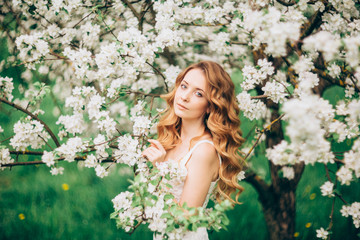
left=161, top=212, right=171, bottom=219
left=166, top=224, right=175, bottom=232
left=145, top=199, right=154, bottom=206
left=164, top=194, right=174, bottom=201
left=333, top=133, right=339, bottom=141
left=110, top=212, right=118, bottom=219
left=150, top=178, right=159, bottom=186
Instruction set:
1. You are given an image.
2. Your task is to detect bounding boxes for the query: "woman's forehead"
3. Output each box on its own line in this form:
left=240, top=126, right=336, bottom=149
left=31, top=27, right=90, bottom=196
left=182, top=68, right=207, bottom=91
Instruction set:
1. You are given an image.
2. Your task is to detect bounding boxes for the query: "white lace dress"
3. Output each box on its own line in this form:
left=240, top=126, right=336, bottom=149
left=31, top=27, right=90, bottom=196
left=154, top=140, right=222, bottom=240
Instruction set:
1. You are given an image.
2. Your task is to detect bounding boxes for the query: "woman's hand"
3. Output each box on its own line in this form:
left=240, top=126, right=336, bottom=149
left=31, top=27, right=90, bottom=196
left=142, top=139, right=166, bottom=164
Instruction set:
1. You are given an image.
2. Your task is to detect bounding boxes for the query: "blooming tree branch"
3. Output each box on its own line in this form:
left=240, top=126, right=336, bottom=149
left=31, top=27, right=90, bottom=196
left=0, top=97, right=60, bottom=147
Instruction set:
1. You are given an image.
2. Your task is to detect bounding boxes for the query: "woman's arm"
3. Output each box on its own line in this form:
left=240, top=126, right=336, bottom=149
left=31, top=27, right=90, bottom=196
left=179, top=143, right=220, bottom=207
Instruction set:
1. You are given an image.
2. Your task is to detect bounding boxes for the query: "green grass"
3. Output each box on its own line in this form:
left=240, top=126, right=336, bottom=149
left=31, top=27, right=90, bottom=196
left=0, top=163, right=153, bottom=240
left=1, top=160, right=359, bottom=240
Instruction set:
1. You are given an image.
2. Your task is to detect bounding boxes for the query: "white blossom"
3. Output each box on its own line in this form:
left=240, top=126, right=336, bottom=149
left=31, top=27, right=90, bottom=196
left=282, top=166, right=295, bottom=180
left=50, top=167, right=64, bottom=175
left=320, top=181, right=334, bottom=197
left=84, top=154, right=98, bottom=168
left=112, top=191, right=134, bottom=211
left=316, top=227, right=329, bottom=239
left=241, top=59, right=274, bottom=91
left=114, top=135, right=141, bottom=166
left=95, top=165, right=109, bottom=178
left=261, top=80, right=289, bottom=103
left=336, top=166, right=353, bottom=185
left=0, top=76, right=14, bottom=101
left=164, top=65, right=181, bottom=88
left=340, top=202, right=360, bottom=228
left=292, top=57, right=314, bottom=74
left=97, top=115, right=117, bottom=138
left=93, top=134, right=109, bottom=159
left=87, top=94, right=105, bottom=120
left=10, top=119, right=50, bottom=151
left=237, top=171, right=246, bottom=181
left=303, top=31, right=341, bottom=61
left=131, top=115, right=152, bottom=135
left=236, top=92, right=267, bottom=120
left=344, top=139, right=360, bottom=178
left=56, top=114, right=86, bottom=135
left=56, top=137, right=87, bottom=162
left=15, top=32, right=50, bottom=63
left=0, top=148, right=14, bottom=169
left=42, top=151, right=55, bottom=167
left=327, top=63, right=341, bottom=78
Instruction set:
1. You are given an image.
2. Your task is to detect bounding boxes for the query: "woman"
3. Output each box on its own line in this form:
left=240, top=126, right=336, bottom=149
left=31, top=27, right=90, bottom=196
left=142, top=61, right=245, bottom=239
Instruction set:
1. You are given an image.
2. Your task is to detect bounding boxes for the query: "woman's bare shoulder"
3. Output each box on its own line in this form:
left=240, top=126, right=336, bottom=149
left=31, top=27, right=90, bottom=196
left=190, top=140, right=218, bottom=165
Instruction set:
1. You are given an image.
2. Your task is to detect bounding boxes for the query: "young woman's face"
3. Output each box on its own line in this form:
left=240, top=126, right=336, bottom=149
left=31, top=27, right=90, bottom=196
left=174, top=68, right=209, bottom=121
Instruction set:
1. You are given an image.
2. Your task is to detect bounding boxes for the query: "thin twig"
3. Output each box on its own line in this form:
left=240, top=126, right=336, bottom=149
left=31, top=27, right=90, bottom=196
left=0, top=97, right=60, bottom=147
left=125, top=90, right=161, bottom=98
left=73, top=11, right=94, bottom=28
left=244, top=114, right=285, bottom=160
left=250, top=95, right=268, bottom=99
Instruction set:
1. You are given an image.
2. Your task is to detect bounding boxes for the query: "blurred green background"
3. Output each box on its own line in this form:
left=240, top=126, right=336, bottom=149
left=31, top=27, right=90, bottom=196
left=1, top=37, right=359, bottom=240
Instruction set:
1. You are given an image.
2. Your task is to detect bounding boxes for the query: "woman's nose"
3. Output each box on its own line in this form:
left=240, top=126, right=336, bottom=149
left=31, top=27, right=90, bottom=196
left=181, top=90, right=190, bottom=101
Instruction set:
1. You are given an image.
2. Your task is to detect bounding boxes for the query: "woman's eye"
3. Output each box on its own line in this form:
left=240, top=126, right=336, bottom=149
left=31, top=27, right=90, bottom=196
left=181, top=84, right=187, bottom=89
left=195, top=92, right=203, bottom=97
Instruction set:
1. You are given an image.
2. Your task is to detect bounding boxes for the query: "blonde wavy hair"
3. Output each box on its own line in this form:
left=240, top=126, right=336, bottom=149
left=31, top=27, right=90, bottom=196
left=157, top=61, right=245, bottom=203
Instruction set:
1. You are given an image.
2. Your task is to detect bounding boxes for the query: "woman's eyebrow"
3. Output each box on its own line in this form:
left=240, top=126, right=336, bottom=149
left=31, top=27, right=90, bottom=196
left=183, top=80, right=205, bottom=92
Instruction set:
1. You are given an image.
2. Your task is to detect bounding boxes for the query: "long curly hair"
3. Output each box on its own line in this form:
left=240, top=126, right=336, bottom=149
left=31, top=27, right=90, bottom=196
left=157, top=61, right=246, bottom=203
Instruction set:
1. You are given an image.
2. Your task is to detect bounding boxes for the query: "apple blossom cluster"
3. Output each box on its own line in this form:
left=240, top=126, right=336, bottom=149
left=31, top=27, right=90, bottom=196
left=129, top=101, right=153, bottom=136
left=316, top=227, right=329, bottom=240
left=261, top=79, right=289, bottom=104
left=58, top=86, right=117, bottom=138
left=42, top=151, right=55, bottom=167
left=15, top=32, right=49, bottom=64
left=10, top=118, right=50, bottom=151
left=0, top=76, right=14, bottom=101
left=41, top=151, right=65, bottom=175
left=320, top=181, right=335, bottom=197
left=113, top=135, right=141, bottom=167
left=56, top=136, right=87, bottom=160
left=164, top=65, right=182, bottom=88
left=111, top=162, right=233, bottom=240
left=240, top=59, right=275, bottom=91
left=281, top=167, right=295, bottom=180
left=236, top=92, right=267, bottom=121
left=63, top=47, right=93, bottom=80
left=340, top=202, right=360, bottom=228
left=342, top=138, right=360, bottom=180
left=328, top=100, right=360, bottom=143
left=0, top=148, right=14, bottom=170
left=266, top=93, right=336, bottom=166
left=241, top=6, right=302, bottom=57
left=50, top=167, right=64, bottom=176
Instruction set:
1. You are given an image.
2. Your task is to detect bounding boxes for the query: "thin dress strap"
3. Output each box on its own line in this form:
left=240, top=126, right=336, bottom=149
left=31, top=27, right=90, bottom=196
left=180, top=140, right=222, bottom=167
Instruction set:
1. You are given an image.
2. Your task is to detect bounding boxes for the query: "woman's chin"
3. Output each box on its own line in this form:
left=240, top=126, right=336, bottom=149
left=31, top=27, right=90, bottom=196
left=174, top=109, right=185, bottom=118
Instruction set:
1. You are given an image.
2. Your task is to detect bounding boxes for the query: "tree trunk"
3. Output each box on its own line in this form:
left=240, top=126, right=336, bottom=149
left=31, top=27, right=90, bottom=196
left=251, top=110, right=304, bottom=240
left=262, top=169, right=297, bottom=240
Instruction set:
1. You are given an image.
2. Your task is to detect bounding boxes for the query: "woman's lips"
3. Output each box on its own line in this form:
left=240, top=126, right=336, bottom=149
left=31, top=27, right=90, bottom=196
left=177, top=103, right=188, bottom=110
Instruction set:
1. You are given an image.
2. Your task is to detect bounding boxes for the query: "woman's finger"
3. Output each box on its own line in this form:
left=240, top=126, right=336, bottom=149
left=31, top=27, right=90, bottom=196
left=148, top=139, right=166, bottom=153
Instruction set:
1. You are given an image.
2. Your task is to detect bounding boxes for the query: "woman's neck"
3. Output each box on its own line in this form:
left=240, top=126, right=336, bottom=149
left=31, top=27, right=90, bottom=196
left=180, top=118, right=206, bottom=144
